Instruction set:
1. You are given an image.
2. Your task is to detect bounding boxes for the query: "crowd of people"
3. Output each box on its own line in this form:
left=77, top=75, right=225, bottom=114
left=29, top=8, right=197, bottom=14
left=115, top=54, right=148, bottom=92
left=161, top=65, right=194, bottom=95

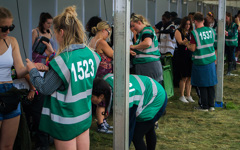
left=0, top=4, right=239, bottom=150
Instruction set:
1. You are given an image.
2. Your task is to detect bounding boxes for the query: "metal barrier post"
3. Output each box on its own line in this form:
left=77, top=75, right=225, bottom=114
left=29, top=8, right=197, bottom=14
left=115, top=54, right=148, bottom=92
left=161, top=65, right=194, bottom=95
left=215, top=0, right=226, bottom=107
left=113, top=0, right=130, bottom=149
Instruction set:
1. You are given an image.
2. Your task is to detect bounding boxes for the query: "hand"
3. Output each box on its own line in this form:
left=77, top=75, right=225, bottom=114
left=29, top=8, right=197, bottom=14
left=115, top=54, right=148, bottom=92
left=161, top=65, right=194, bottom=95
left=130, top=50, right=136, bottom=56
left=27, top=90, right=35, bottom=101
left=35, top=63, right=49, bottom=72
left=183, top=38, right=188, bottom=45
left=42, top=41, right=54, bottom=56
left=225, top=31, right=228, bottom=36
left=130, top=45, right=135, bottom=50
left=26, top=58, right=36, bottom=72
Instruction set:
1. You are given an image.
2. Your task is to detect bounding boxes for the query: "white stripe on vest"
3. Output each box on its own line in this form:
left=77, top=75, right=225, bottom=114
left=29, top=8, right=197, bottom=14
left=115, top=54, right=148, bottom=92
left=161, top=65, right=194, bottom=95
left=136, top=78, right=158, bottom=117
left=193, top=51, right=215, bottom=59
left=42, top=107, right=91, bottom=124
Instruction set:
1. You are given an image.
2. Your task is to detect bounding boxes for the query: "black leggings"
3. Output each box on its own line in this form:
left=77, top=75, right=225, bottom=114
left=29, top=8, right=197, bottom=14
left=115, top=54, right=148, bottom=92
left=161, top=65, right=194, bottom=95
left=132, top=121, right=156, bottom=150
left=225, top=45, right=236, bottom=72
left=198, top=86, right=215, bottom=109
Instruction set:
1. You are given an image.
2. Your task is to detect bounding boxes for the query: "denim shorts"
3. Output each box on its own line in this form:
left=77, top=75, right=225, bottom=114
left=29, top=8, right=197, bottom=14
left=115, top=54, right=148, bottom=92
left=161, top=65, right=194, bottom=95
left=0, top=83, right=21, bottom=121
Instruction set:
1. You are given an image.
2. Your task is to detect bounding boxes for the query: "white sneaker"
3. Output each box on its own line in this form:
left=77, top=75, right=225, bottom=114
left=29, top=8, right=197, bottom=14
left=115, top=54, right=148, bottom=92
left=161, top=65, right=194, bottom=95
left=186, top=96, right=195, bottom=102
left=179, top=96, right=189, bottom=103
left=209, top=107, right=215, bottom=111
left=226, top=72, right=239, bottom=76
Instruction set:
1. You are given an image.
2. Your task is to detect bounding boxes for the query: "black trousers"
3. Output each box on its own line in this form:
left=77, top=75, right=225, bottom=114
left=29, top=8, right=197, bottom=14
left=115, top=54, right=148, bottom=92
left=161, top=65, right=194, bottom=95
left=198, top=86, right=215, bottom=109
left=131, top=95, right=168, bottom=150
left=132, top=120, right=156, bottom=150
left=225, top=45, right=236, bottom=73
left=22, top=93, right=49, bottom=148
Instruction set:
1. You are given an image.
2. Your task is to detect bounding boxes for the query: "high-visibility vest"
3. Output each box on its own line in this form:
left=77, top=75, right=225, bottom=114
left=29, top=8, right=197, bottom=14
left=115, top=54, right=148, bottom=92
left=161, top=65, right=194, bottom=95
left=159, top=24, right=177, bottom=55
left=104, top=73, right=166, bottom=122
left=225, top=22, right=238, bottom=47
left=191, top=27, right=216, bottom=65
left=39, top=44, right=101, bottom=141
left=133, top=26, right=160, bottom=64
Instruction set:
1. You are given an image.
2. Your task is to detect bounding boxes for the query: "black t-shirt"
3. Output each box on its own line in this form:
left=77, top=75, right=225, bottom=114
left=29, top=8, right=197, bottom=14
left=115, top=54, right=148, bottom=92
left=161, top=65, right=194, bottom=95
left=142, top=33, right=153, bottom=41
left=155, top=21, right=163, bottom=30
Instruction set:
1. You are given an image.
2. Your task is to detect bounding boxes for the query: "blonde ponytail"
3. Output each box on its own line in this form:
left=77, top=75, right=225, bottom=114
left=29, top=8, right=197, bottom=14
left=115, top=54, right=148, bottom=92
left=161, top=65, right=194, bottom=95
left=53, top=5, right=87, bottom=56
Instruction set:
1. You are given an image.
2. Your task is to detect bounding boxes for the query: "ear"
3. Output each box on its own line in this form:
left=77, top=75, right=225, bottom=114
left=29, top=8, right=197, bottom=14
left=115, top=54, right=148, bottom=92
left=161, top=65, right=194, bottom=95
left=99, top=94, right=105, bottom=101
left=59, top=29, right=64, bottom=37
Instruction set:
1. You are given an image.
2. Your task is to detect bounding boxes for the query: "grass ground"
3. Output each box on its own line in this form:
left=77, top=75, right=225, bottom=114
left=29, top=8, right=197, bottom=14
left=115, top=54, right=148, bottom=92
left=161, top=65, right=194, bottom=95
left=49, top=65, right=240, bottom=150
left=89, top=66, right=240, bottom=150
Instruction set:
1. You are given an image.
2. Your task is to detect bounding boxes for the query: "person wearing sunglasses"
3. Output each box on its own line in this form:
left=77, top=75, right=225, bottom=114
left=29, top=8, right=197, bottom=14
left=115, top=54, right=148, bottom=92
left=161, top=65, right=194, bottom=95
left=88, top=21, right=114, bottom=134
left=0, top=7, right=37, bottom=149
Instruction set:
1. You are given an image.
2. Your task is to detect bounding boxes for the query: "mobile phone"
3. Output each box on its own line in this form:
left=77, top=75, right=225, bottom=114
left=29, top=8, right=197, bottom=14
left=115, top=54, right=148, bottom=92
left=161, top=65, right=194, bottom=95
left=34, top=36, right=50, bottom=55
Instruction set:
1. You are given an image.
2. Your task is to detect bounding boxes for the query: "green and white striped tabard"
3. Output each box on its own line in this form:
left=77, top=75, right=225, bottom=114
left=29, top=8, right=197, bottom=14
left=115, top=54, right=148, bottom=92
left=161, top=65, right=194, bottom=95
left=103, top=73, right=166, bottom=122
left=39, top=45, right=101, bottom=141
left=191, top=27, right=216, bottom=65
left=133, top=26, right=160, bottom=64
left=225, top=22, right=238, bottom=47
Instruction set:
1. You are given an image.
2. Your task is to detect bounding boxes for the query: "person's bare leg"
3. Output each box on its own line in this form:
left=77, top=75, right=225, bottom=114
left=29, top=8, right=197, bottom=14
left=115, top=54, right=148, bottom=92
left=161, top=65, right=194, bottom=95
left=54, top=130, right=90, bottom=150
left=0, top=115, right=20, bottom=150
left=76, top=129, right=89, bottom=150
left=179, top=77, right=187, bottom=97
left=96, top=106, right=105, bottom=125
left=186, top=77, right=192, bottom=97
left=54, top=138, right=76, bottom=150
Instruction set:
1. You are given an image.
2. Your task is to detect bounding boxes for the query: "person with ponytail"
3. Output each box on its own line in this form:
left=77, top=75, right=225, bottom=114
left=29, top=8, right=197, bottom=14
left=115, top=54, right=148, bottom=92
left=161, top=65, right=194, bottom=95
left=89, top=21, right=113, bottom=78
left=130, top=14, right=163, bottom=84
left=88, top=21, right=113, bottom=134
left=26, top=6, right=101, bottom=150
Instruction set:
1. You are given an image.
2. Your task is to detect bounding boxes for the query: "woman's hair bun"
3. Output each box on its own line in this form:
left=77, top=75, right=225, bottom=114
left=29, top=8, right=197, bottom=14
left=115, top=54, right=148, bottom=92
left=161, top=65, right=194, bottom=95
left=62, top=6, right=78, bottom=25
left=63, top=6, right=77, bottom=17
left=91, top=26, right=98, bottom=34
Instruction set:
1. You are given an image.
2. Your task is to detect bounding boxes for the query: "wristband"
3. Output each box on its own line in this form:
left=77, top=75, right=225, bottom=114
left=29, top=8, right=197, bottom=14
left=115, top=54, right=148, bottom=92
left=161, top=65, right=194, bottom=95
left=30, top=89, right=39, bottom=95
left=51, top=51, right=56, bottom=57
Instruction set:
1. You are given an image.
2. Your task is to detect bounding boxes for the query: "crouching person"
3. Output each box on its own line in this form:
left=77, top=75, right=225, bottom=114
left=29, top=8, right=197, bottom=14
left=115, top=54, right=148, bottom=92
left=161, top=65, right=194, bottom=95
left=91, top=73, right=168, bottom=150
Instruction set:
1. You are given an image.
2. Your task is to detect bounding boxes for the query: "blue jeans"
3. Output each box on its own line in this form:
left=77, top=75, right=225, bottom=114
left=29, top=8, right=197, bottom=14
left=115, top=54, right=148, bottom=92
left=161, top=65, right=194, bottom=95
left=0, top=83, right=21, bottom=120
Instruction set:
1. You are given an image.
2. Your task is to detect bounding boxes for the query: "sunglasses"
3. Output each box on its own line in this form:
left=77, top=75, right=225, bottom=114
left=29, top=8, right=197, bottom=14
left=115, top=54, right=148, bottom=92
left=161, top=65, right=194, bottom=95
left=0, top=24, right=15, bottom=32
left=105, top=29, right=111, bottom=36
